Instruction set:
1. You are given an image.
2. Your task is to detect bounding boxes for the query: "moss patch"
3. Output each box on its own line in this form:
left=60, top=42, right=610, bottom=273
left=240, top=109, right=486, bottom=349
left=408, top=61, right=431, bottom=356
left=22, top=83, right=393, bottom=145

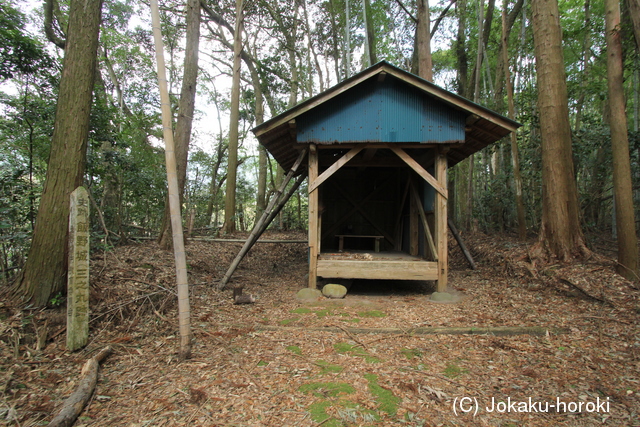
left=334, top=342, right=381, bottom=363
left=307, top=401, right=342, bottom=426
left=290, top=307, right=312, bottom=314
left=400, top=348, right=422, bottom=360
left=279, top=317, right=299, bottom=326
left=299, top=382, right=355, bottom=398
left=315, top=360, right=344, bottom=375
left=286, top=345, right=302, bottom=355
left=357, top=310, right=386, bottom=318
left=443, top=362, right=468, bottom=378
left=365, top=373, right=400, bottom=416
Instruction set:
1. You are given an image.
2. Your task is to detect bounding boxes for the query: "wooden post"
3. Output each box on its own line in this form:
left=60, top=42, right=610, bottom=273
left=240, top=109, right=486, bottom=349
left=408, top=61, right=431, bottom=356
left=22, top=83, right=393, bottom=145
left=218, top=149, right=307, bottom=290
left=435, top=147, right=448, bottom=291
left=308, top=144, right=319, bottom=288
left=409, top=189, right=419, bottom=256
left=67, top=186, right=90, bottom=351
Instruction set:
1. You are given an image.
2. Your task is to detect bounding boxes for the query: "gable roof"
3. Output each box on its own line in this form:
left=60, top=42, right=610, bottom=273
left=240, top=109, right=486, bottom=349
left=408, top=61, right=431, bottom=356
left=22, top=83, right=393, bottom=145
left=253, top=61, right=520, bottom=171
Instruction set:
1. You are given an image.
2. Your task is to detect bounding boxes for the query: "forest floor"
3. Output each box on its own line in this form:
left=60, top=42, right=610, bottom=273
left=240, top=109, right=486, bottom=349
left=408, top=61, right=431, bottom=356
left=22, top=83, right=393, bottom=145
left=1, top=231, right=639, bottom=426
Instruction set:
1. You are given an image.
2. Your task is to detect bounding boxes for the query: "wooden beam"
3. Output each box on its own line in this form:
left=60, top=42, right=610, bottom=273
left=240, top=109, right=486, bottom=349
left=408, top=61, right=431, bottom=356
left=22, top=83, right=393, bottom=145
left=409, top=189, right=419, bottom=256
left=386, top=144, right=447, bottom=198
left=435, top=147, right=448, bottom=291
left=448, top=219, right=476, bottom=269
left=316, top=259, right=438, bottom=281
left=410, top=180, right=438, bottom=261
left=218, top=149, right=308, bottom=290
left=393, top=178, right=411, bottom=251
left=308, top=144, right=320, bottom=288
left=309, top=146, right=364, bottom=192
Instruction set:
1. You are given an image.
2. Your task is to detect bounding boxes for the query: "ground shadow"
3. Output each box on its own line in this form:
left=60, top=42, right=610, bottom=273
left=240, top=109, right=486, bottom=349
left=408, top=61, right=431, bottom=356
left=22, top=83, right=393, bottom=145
left=344, top=279, right=436, bottom=296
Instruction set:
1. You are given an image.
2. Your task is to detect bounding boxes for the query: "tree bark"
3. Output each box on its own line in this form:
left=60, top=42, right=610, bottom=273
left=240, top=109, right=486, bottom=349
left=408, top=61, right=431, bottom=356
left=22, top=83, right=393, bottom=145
left=158, top=0, right=201, bottom=249
left=532, top=0, right=588, bottom=260
left=150, top=0, right=192, bottom=359
left=12, top=0, right=103, bottom=307
left=501, top=0, right=526, bottom=239
left=223, top=0, right=244, bottom=234
left=416, top=0, right=433, bottom=81
left=363, top=0, right=377, bottom=66
left=605, top=0, right=639, bottom=280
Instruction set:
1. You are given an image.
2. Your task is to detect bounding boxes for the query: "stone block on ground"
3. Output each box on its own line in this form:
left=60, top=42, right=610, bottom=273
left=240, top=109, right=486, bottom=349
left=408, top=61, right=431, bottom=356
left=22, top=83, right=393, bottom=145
left=430, top=291, right=454, bottom=302
left=296, top=288, right=323, bottom=302
left=322, top=284, right=348, bottom=299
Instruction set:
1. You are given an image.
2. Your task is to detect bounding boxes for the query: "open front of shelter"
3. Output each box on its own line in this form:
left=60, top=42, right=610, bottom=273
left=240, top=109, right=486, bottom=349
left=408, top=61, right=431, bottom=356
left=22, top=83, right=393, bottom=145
left=251, top=61, right=520, bottom=292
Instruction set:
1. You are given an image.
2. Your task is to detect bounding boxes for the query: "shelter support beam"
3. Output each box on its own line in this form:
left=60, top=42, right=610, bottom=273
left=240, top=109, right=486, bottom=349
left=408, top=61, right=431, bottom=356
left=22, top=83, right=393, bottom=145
left=308, top=144, right=320, bottom=288
left=435, top=147, right=448, bottom=291
left=218, top=148, right=308, bottom=290
left=410, top=180, right=438, bottom=260
left=386, top=144, right=447, bottom=199
left=309, top=146, right=364, bottom=192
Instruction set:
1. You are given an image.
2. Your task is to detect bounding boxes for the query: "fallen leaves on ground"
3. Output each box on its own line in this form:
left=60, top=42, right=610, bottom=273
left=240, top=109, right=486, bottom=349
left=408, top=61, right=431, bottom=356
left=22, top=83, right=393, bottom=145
left=1, top=231, right=639, bottom=426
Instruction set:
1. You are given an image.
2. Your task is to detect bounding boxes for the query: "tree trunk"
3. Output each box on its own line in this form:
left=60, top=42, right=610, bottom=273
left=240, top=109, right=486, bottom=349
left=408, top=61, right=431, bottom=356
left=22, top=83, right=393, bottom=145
left=456, top=0, right=468, bottom=97
left=158, top=0, right=200, bottom=249
left=12, top=0, right=103, bottom=307
left=150, top=0, right=192, bottom=359
left=363, top=0, right=376, bottom=66
left=605, top=0, right=639, bottom=280
left=532, top=0, right=588, bottom=260
left=223, top=0, right=244, bottom=234
left=502, top=0, right=526, bottom=239
left=573, top=0, right=591, bottom=132
left=416, top=0, right=433, bottom=81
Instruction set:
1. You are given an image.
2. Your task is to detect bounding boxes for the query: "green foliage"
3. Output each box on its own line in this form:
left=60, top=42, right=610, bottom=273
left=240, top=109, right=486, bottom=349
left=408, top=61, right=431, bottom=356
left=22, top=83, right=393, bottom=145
left=0, top=1, right=53, bottom=80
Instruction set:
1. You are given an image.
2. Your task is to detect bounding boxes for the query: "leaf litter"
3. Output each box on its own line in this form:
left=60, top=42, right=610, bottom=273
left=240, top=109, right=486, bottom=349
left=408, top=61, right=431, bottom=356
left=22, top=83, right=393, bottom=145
left=0, top=230, right=638, bottom=426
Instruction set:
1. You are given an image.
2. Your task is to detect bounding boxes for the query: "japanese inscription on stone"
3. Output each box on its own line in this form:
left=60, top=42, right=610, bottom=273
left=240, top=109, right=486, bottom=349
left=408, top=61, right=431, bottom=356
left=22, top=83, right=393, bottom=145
left=67, top=186, right=90, bottom=351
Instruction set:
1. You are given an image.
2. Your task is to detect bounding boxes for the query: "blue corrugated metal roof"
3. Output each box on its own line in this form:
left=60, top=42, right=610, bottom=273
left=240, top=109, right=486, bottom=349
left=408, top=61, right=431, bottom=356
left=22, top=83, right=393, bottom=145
left=296, top=77, right=466, bottom=144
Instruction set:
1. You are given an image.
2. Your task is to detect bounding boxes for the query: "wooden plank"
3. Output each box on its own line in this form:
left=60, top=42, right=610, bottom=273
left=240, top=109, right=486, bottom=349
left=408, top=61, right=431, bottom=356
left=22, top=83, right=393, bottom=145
left=435, top=147, right=448, bottom=291
left=387, top=144, right=448, bottom=198
left=317, top=259, right=438, bottom=281
left=308, top=144, right=320, bottom=288
left=309, top=146, right=364, bottom=192
left=410, top=181, right=438, bottom=261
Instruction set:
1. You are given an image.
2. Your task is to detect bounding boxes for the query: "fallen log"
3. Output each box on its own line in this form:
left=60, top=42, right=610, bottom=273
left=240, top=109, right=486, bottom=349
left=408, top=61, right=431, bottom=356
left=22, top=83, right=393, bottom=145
left=49, top=346, right=112, bottom=427
left=227, top=324, right=569, bottom=336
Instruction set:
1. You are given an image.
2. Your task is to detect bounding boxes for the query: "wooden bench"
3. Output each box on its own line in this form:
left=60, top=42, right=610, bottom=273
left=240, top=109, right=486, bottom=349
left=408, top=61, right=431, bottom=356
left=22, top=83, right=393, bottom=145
left=336, top=235, right=384, bottom=252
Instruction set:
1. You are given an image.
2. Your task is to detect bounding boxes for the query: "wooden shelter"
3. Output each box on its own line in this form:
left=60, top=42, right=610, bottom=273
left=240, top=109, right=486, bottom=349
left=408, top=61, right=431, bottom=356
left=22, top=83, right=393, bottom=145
left=222, top=61, right=520, bottom=292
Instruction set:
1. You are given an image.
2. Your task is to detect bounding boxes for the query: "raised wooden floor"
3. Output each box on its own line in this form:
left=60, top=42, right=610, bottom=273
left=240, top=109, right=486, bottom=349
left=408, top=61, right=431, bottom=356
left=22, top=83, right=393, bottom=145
left=316, top=251, right=438, bottom=281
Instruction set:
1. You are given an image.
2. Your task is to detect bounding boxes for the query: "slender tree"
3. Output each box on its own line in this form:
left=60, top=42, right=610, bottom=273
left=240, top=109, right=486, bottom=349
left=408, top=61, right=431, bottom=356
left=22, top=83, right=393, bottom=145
left=531, top=0, right=588, bottom=260
left=501, top=0, right=526, bottom=239
left=150, top=0, right=192, bottom=359
left=605, top=0, right=639, bottom=279
left=12, top=0, right=103, bottom=306
left=416, top=0, right=433, bottom=81
left=223, top=0, right=244, bottom=234
left=158, top=0, right=201, bottom=249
